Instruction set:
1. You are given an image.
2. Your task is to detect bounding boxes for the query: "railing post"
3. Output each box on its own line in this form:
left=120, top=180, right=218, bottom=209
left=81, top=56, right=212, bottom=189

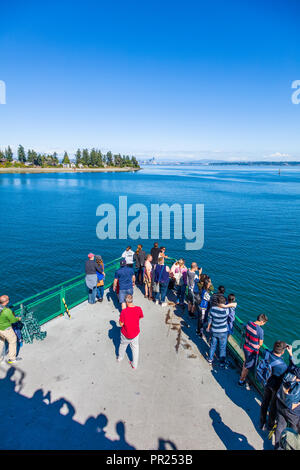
left=60, top=286, right=65, bottom=315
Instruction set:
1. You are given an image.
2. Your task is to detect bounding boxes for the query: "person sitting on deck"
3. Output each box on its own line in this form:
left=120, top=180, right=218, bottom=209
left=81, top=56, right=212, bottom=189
left=260, top=341, right=294, bottom=431
left=206, top=294, right=230, bottom=368
left=0, top=295, right=22, bottom=365
left=117, top=294, right=144, bottom=370
left=113, top=258, right=135, bottom=310
left=238, top=313, right=268, bottom=387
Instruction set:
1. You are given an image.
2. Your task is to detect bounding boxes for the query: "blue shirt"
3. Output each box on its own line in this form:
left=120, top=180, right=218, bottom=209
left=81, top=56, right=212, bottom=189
left=114, top=266, right=134, bottom=290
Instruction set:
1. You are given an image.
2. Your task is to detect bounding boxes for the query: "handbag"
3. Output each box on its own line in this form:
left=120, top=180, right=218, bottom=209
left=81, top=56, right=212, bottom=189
left=97, top=279, right=104, bottom=287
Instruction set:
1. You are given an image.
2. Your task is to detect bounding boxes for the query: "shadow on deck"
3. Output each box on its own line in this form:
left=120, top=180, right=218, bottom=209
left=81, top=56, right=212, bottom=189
left=0, top=367, right=176, bottom=450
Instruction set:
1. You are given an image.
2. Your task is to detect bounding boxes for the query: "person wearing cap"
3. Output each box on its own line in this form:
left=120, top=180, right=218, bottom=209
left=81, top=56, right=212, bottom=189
left=85, top=253, right=103, bottom=304
left=0, top=295, right=22, bottom=364
left=113, top=258, right=135, bottom=310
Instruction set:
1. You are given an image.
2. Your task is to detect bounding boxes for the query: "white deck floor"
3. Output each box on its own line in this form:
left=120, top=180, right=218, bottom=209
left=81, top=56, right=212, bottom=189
left=0, top=287, right=272, bottom=450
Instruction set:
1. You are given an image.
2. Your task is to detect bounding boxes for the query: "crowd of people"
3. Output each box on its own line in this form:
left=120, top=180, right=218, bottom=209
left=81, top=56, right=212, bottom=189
left=85, top=243, right=300, bottom=450
left=0, top=245, right=298, bottom=450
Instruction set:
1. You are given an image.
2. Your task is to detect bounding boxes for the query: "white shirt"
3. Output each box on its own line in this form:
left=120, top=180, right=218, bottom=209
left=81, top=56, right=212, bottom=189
left=122, top=249, right=134, bottom=264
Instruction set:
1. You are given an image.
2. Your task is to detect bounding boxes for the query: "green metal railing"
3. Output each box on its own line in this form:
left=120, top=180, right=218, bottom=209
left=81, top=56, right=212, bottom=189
left=12, top=255, right=267, bottom=393
left=12, top=257, right=123, bottom=325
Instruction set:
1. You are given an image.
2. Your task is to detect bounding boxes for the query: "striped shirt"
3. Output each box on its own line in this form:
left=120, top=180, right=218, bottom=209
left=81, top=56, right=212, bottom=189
left=208, top=306, right=229, bottom=334
left=244, top=321, right=264, bottom=354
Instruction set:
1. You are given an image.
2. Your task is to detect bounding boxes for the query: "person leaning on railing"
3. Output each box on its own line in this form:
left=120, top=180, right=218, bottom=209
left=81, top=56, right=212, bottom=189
left=238, top=314, right=268, bottom=387
left=0, top=295, right=22, bottom=364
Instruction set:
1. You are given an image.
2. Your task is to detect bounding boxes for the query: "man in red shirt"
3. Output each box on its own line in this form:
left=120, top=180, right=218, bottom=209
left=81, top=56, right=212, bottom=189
left=117, top=294, right=144, bottom=369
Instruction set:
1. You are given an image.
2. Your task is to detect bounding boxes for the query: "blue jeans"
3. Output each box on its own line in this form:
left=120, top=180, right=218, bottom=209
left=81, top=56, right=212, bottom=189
left=97, top=285, right=104, bottom=300
left=155, top=282, right=168, bottom=303
left=176, top=285, right=186, bottom=304
left=208, top=332, right=228, bottom=364
left=88, top=286, right=97, bottom=304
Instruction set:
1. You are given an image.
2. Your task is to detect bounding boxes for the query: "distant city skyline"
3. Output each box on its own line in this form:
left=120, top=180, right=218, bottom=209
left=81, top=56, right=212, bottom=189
left=1, top=1, right=300, bottom=161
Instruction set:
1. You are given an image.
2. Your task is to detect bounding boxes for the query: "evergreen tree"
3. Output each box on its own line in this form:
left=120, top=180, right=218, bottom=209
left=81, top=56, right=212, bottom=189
left=75, top=149, right=82, bottom=166
left=106, top=151, right=113, bottom=166
left=90, top=148, right=98, bottom=166
left=131, top=156, right=139, bottom=168
left=5, top=146, right=13, bottom=162
left=52, top=152, right=59, bottom=165
left=18, top=145, right=26, bottom=163
left=82, top=148, right=90, bottom=166
left=62, top=151, right=70, bottom=165
left=96, top=149, right=103, bottom=167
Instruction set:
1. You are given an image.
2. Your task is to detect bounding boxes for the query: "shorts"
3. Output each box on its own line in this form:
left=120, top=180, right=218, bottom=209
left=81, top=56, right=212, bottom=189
left=243, top=348, right=259, bottom=370
left=119, top=288, right=133, bottom=304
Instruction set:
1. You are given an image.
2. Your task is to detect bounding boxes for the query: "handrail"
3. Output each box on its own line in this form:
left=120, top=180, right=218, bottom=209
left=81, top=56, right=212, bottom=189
left=12, top=254, right=270, bottom=393
left=12, top=257, right=122, bottom=309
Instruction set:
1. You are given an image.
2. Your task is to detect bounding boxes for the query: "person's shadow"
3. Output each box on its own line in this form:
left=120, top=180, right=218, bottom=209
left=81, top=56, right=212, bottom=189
left=113, top=421, right=135, bottom=450
left=209, top=408, right=255, bottom=450
left=158, top=438, right=177, bottom=450
left=108, top=321, right=121, bottom=357
left=106, top=286, right=121, bottom=312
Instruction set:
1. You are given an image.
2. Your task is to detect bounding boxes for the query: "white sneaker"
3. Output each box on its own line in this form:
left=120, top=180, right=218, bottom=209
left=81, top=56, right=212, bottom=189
left=155, top=300, right=159, bottom=305
left=117, top=357, right=123, bottom=362
left=161, top=302, right=167, bottom=307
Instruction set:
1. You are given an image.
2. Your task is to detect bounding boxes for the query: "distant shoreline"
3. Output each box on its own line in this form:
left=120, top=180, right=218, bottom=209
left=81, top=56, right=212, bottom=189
left=0, top=167, right=140, bottom=174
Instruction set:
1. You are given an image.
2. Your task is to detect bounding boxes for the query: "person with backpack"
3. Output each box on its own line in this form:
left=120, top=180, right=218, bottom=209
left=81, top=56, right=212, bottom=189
left=259, top=341, right=294, bottom=431
left=274, top=366, right=300, bottom=449
left=153, top=257, right=170, bottom=307
left=238, top=314, right=268, bottom=387
left=0, top=295, right=22, bottom=364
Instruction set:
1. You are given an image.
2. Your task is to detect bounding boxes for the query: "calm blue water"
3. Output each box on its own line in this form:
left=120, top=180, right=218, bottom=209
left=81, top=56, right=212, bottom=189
left=0, top=165, right=299, bottom=346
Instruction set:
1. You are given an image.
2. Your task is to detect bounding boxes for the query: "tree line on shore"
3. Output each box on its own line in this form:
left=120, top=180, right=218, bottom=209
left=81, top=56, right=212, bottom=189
left=0, top=145, right=140, bottom=169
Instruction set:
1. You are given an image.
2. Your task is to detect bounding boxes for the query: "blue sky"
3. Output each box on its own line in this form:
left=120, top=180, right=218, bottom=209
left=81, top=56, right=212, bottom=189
left=0, top=0, right=300, bottom=161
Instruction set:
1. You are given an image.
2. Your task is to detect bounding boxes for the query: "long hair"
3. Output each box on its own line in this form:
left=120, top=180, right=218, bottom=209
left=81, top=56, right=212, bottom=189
left=95, top=255, right=104, bottom=268
left=136, top=244, right=142, bottom=255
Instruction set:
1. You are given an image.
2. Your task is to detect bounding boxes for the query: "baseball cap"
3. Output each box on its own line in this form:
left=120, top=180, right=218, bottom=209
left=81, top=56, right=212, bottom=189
left=88, top=253, right=95, bottom=259
left=120, top=258, right=127, bottom=266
